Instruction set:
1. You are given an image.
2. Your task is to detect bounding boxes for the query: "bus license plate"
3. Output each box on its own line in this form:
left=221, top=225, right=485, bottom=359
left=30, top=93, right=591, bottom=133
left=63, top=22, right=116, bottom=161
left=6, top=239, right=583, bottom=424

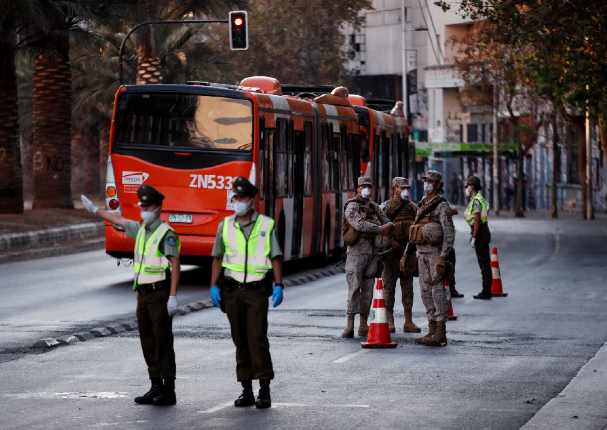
left=169, top=214, right=193, bottom=224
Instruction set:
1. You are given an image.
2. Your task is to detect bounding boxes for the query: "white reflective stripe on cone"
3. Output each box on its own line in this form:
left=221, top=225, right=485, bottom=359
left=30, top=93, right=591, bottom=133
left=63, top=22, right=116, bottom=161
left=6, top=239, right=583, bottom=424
left=370, top=307, right=388, bottom=324
left=374, top=287, right=385, bottom=300
left=492, top=267, right=501, bottom=279
left=491, top=253, right=498, bottom=262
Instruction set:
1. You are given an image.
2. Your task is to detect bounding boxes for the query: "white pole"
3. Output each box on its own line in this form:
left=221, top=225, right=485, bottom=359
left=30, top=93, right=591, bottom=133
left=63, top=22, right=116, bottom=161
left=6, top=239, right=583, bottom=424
left=493, top=84, right=499, bottom=215
left=402, top=1, right=408, bottom=112
left=586, top=98, right=594, bottom=219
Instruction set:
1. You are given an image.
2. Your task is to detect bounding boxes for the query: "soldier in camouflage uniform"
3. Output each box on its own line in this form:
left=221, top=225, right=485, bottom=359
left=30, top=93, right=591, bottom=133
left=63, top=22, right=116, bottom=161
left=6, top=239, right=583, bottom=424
left=409, top=170, right=455, bottom=347
left=379, top=177, right=421, bottom=334
left=341, top=176, right=394, bottom=338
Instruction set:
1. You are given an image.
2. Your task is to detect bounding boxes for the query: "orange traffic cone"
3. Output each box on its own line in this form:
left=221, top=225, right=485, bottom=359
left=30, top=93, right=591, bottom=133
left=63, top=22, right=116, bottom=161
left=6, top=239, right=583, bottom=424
left=445, top=280, right=458, bottom=320
left=361, top=279, right=398, bottom=348
left=491, top=247, right=508, bottom=297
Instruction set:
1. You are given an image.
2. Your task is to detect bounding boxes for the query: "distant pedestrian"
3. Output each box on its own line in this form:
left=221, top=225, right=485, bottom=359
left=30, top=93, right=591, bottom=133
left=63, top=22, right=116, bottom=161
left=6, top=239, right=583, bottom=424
left=464, top=176, right=493, bottom=300
left=81, top=185, right=181, bottom=406
left=209, top=176, right=284, bottom=409
left=450, top=173, right=459, bottom=205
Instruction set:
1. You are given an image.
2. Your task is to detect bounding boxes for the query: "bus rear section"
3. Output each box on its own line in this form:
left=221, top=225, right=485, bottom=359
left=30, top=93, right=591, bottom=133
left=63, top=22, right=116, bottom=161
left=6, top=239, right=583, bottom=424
left=104, top=86, right=257, bottom=264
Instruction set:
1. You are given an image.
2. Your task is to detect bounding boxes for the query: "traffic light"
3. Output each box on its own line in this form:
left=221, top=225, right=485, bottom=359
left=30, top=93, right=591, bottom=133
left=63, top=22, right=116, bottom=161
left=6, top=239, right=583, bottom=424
left=229, top=11, right=248, bottom=50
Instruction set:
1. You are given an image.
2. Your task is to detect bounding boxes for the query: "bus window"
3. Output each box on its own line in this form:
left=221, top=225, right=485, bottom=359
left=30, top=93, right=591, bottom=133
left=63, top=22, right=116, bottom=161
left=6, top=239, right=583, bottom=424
left=321, top=123, right=330, bottom=193
left=275, top=119, right=288, bottom=198
left=288, top=120, right=294, bottom=197
left=340, top=126, right=348, bottom=191
left=383, top=131, right=390, bottom=190
left=259, top=116, right=265, bottom=200
left=304, top=122, right=313, bottom=196
left=116, top=93, right=253, bottom=151
left=332, top=130, right=341, bottom=192
left=347, top=133, right=355, bottom=190
left=266, top=128, right=275, bottom=200
left=376, top=133, right=383, bottom=188
left=352, top=134, right=360, bottom=186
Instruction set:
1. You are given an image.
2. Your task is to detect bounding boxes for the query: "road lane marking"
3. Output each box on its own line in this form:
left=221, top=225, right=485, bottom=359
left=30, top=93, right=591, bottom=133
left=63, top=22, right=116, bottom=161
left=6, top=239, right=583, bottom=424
left=200, top=401, right=233, bottom=414
left=200, top=402, right=370, bottom=413
left=333, top=349, right=370, bottom=363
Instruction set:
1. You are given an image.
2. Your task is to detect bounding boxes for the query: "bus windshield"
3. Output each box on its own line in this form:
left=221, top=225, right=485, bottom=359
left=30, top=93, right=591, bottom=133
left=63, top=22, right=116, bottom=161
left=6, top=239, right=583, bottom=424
left=115, top=93, right=253, bottom=151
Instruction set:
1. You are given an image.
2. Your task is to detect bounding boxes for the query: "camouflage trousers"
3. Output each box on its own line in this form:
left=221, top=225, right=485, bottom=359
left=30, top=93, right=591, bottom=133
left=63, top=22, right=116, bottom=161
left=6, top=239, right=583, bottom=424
left=418, top=251, right=449, bottom=322
left=345, top=252, right=378, bottom=315
left=381, top=255, right=414, bottom=314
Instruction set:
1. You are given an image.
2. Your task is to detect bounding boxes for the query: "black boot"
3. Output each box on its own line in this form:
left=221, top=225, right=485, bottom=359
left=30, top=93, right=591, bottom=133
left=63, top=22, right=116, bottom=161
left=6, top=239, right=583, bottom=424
left=134, top=378, right=162, bottom=404
left=473, top=289, right=493, bottom=300
left=255, top=379, right=271, bottom=409
left=234, top=380, right=255, bottom=407
left=153, top=378, right=176, bottom=406
left=450, top=287, right=464, bottom=298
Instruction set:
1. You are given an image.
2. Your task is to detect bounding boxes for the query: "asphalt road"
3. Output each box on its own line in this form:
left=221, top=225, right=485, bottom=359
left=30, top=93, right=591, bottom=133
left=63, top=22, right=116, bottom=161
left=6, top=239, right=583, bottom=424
left=1, top=218, right=606, bottom=429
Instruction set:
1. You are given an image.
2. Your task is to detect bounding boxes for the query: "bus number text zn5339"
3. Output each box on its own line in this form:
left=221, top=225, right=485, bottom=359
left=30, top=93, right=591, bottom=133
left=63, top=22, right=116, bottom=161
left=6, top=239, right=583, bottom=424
left=189, top=174, right=235, bottom=190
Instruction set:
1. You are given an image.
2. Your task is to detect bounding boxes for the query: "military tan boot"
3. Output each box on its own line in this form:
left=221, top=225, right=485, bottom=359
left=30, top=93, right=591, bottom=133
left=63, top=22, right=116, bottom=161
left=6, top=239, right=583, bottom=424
left=403, top=311, right=422, bottom=333
left=387, top=310, right=395, bottom=333
left=414, top=321, right=436, bottom=344
left=421, top=321, right=447, bottom=347
left=341, top=314, right=355, bottom=338
left=358, top=314, right=369, bottom=337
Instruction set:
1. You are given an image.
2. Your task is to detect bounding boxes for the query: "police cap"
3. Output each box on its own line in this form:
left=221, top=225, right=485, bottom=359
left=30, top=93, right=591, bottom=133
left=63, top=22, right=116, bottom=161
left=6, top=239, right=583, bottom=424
left=467, top=176, right=483, bottom=191
left=137, top=184, right=164, bottom=205
left=232, top=176, right=259, bottom=197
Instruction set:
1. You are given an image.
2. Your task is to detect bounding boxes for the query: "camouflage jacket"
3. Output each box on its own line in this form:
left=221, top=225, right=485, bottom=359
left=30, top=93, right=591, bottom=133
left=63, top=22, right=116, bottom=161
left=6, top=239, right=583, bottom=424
left=344, top=195, right=391, bottom=255
left=415, top=194, right=455, bottom=258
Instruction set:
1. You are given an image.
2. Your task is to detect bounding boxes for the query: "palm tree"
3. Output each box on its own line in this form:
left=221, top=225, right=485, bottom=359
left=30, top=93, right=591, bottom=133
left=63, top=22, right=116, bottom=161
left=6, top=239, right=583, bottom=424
left=127, top=0, right=247, bottom=85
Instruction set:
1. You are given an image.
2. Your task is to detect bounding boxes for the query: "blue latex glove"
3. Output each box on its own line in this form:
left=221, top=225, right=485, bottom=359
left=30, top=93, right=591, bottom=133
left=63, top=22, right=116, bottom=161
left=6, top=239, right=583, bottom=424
left=210, top=286, right=222, bottom=308
left=272, top=285, right=284, bottom=308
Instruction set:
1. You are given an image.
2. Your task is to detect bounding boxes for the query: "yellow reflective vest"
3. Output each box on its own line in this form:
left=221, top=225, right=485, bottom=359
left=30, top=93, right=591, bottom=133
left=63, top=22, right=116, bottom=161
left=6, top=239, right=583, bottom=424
left=133, top=222, right=180, bottom=290
left=465, top=193, right=489, bottom=225
left=222, top=214, right=274, bottom=283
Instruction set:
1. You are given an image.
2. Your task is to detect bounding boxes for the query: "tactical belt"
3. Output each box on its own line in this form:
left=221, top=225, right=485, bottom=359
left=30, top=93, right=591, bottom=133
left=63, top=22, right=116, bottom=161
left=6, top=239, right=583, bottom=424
left=136, top=281, right=168, bottom=294
left=226, top=278, right=265, bottom=291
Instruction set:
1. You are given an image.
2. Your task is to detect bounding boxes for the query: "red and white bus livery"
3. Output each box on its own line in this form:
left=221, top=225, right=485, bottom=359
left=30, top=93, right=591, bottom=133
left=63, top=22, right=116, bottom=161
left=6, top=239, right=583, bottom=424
left=104, top=76, right=413, bottom=265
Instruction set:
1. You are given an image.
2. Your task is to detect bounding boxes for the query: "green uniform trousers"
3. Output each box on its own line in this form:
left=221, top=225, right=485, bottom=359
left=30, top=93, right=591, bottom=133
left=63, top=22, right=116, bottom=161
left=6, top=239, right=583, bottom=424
left=136, top=288, right=176, bottom=380
left=224, top=286, right=274, bottom=381
left=474, top=223, right=493, bottom=291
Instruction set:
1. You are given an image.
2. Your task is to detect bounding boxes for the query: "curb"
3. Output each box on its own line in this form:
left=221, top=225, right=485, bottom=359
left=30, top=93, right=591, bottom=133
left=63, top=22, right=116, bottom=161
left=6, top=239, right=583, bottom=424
left=27, top=267, right=347, bottom=351
left=0, top=222, right=104, bottom=252
left=0, top=238, right=106, bottom=265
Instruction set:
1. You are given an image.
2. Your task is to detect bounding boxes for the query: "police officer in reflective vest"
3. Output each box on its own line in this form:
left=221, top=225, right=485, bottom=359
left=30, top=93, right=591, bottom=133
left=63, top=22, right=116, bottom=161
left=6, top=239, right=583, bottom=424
left=464, top=176, right=493, bottom=300
left=81, top=185, right=181, bottom=406
left=209, top=176, right=284, bottom=409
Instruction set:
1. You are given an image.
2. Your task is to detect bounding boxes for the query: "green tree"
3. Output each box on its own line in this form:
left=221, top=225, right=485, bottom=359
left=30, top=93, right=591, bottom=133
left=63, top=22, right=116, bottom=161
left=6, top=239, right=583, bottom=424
left=210, top=0, right=371, bottom=85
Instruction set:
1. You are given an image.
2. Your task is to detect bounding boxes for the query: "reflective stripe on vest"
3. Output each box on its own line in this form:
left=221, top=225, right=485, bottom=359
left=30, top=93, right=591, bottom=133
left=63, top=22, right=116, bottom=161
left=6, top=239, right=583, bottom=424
left=221, top=214, right=274, bottom=283
left=464, top=193, right=489, bottom=225
left=133, top=222, right=179, bottom=290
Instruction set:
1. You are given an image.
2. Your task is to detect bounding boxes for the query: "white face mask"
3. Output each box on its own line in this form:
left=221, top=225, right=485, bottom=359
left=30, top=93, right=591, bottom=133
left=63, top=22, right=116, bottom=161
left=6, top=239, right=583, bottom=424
left=400, top=189, right=409, bottom=200
left=361, top=188, right=372, bottom=199
left=465, top=187, right=472, bottom=197
left=140, top=207, right=160, bottom=224
left=235, top=199, right=253, bottom=216
left=424, top=183, right=434, bottom=195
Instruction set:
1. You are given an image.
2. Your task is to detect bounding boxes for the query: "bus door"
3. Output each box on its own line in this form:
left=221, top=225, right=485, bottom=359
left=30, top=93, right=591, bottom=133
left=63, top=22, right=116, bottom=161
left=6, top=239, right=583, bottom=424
left=264, top=122, right=276, bottom=219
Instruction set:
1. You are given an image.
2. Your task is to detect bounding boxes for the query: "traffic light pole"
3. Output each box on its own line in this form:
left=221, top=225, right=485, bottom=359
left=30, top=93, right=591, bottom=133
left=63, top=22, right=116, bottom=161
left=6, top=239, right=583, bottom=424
left=118, top=19, right=228, bottom=86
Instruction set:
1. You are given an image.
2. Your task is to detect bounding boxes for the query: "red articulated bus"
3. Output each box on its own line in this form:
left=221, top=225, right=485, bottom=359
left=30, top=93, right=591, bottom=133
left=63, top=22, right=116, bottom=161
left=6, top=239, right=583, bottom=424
left=104, top=76, right=413, bottom=265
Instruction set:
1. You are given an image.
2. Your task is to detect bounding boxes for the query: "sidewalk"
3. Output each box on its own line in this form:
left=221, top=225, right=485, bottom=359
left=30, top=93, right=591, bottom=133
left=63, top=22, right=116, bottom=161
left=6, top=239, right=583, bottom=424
left=0, top=199, right=105, bottom=264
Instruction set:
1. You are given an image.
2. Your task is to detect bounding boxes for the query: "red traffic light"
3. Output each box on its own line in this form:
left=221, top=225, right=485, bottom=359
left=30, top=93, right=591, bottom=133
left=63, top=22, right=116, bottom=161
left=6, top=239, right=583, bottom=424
left=229, top=11, right=248, bottom=50
left=234, top=18, right=243, bottom=26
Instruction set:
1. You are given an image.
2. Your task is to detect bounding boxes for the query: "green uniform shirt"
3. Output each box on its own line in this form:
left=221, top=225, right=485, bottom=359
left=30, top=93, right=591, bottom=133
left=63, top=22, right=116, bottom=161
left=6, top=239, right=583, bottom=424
left=211, top=211, right=283, bottom=260
left=125, top=218, right=180, bottom=258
